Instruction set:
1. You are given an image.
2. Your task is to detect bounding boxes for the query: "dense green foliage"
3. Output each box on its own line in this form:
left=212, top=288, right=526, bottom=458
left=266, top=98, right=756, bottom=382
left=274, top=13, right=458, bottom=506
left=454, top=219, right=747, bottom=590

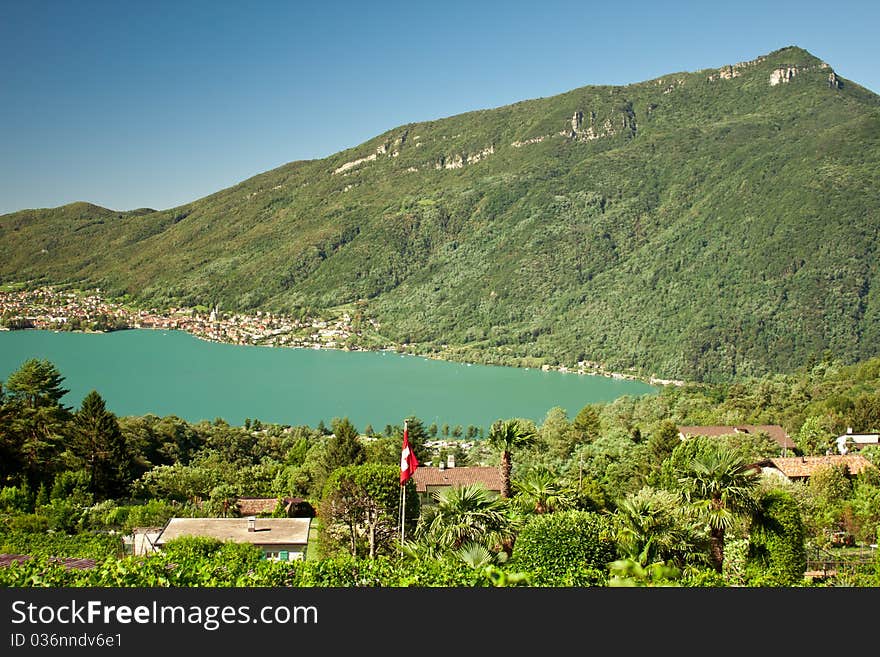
left=4, top=353, right=880, bottom=587
left=3, top=47, right=879, bottom=381
left=747, top=490, right=807, bottom=585
left=510, top=510, right=618, bottom=585
left=318, top=463, right=418, bottom=558
left=0, top=529, right=121, bottom=560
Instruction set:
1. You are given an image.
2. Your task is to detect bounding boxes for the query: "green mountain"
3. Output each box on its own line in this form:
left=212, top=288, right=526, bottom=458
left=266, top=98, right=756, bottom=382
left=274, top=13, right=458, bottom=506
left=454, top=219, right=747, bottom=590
left=2, top=46, right=879, bottom=383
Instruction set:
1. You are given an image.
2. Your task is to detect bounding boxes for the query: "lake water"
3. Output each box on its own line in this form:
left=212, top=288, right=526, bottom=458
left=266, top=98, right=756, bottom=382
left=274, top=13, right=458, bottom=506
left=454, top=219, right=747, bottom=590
left=0, top=329, right=656, bottom=431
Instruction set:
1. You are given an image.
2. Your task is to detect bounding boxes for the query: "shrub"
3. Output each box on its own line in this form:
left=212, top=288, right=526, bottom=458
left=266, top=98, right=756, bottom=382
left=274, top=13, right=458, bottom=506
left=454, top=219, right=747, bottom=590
left=510, top=510, right=617, bottom=585
left=7, top=514, right=50, bottom=534
left=746, top=490, right=807, bottom=586
left=0, top=485, right=32, bottom=513
left=123, top=499, right=179, bottom=531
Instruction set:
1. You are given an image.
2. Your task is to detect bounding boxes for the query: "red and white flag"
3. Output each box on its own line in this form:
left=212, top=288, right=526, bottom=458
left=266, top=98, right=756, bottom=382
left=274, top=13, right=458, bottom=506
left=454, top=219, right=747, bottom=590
left=400, top=422, right=419, bottom=485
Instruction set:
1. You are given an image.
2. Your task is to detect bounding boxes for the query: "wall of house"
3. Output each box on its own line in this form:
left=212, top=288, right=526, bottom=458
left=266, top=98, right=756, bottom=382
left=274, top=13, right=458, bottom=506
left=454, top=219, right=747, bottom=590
left=260, top=544, right=306, bottom=561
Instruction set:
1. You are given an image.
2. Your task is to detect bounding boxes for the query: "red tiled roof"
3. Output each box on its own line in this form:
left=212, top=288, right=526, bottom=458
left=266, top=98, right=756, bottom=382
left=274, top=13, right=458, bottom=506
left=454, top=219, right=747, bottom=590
left=235, top=497, right=282, bottom=516
left=764, top=454, right=876, bottom=479
left=678, top=424, right=795, bottom=450
left=411, top=466, right=502, bottom=493
left=0, top=554, right=97, bottom=569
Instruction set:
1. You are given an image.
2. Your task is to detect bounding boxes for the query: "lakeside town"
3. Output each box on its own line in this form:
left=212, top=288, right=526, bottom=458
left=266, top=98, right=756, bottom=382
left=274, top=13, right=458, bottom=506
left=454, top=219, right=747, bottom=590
left=0, top=284, right=682, bottom=386
left=0, top=285, right=381, bottom=352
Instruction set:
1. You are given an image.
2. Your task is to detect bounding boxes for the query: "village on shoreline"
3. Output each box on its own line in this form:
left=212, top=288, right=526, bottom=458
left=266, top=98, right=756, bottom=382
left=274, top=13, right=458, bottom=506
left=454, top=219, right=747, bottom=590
left=0, top=285, right=374, bottom=352
left=0, top=284, right=683, bottom=387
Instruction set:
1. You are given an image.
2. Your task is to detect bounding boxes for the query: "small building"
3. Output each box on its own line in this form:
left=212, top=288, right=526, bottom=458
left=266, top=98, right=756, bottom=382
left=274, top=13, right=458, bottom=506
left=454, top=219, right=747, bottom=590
left=124, top=526, right=164, bottom=556
left=755, top=454, right=876, bottom=482
left=412, top=465, right=503, bottom=506
left=154, top=517, right=311, bottom=561
left=835, top=427, right=880, bottom=454
left=678, top=424, right=796, bottom=452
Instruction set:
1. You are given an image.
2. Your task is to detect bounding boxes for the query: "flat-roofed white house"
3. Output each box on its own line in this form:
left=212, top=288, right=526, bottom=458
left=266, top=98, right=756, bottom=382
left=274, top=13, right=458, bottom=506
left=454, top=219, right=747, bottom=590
left=835, top=427, right=880, bottom=454
left=155, top=516, right=311, bottom=561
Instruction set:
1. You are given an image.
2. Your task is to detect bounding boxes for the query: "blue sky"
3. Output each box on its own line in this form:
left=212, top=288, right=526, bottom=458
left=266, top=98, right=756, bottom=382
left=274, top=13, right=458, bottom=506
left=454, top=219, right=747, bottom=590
left=1, top=0, right=878, bottom=215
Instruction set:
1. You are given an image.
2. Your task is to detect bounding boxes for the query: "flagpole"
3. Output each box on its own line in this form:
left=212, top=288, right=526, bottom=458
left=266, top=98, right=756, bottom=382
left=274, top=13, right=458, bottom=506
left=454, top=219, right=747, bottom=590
left=401, top=481, right=407, bottom=544
left=399, top=484, right=404, bottom=546
left=400, top=420, right=408, bottom=546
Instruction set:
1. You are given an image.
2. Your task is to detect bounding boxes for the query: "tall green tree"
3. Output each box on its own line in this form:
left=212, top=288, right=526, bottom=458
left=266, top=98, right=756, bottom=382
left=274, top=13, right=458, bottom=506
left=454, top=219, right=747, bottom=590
left=538, top=407, right=575, bottom=461
left=487, top=418, right=538, bottom=499
left=5, top=358, right=69, bottom=410
left=69, top=390, right=131, bottom=500
left=572, top=404, right=602, bottom=445
left=3, top=359, right=71, bottom=488
left=319, top=463, right=417, bottom=558
left=796, top=416, right=835, bottom=456
left=0, top=382, right=15, bottom=484
left=746, top=489, right=807, bottom=585
left=677, top=444, right=759, bottom=573
left=647, top=419, right=681, bottom=465
left=402, top=416, right=430, bottom=464
left=325, top=417, right=366, bottom=473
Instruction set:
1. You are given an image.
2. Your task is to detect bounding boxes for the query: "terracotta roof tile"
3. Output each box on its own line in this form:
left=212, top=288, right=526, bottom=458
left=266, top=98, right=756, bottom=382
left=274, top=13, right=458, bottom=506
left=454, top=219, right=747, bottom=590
left=411, top=466, right=502, bottom=493
left=764, top=454, right=876, bottom=479
left=678, top=424, right=795, bottom=449
left=235, top=497, right=281, bottom=516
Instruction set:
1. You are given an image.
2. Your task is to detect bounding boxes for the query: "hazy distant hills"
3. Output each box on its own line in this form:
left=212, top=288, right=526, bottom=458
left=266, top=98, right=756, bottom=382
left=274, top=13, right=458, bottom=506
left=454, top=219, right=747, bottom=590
left=2, top=46, right=879, bottom=383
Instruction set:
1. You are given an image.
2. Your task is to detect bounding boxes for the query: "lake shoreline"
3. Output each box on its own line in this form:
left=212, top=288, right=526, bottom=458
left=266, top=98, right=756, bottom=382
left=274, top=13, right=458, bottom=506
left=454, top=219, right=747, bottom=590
left=1, top=285, right=681, bottom=389
left=0, top=328, right=657, bottom=429
left=5, top=324, right=678, bottom=389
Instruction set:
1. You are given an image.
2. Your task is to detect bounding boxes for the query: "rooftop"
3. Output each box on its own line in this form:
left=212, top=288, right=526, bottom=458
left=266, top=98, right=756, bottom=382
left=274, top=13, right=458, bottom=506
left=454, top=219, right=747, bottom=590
left=156, top=517, right=311, bottom=546
left=761, top=454, right=877, bottom=479
left=412, top=466, right=503, bottom=493
left=678, top=424, right=795, bottom=450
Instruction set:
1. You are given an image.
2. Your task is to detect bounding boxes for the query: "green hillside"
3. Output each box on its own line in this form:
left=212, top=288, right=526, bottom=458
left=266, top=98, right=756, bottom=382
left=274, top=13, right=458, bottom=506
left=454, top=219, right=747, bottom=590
left=2, top=46, right=879, bottom=382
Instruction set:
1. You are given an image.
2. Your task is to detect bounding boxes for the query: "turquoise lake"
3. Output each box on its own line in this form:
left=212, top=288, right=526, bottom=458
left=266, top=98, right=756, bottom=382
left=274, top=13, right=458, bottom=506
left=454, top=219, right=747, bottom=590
left=0, top=329, right=656, bottom=430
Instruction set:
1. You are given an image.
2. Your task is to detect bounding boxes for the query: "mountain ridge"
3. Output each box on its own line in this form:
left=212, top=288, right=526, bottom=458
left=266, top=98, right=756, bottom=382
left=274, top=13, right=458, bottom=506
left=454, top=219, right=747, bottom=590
left=2, top=45, right=879, bottom=383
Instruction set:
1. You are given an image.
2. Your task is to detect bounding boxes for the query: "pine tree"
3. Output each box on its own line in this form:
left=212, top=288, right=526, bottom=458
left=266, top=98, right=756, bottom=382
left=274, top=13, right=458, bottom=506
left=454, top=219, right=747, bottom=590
left=325, top=417, right=366, bottom=472
left=70, top=390, right=131, bottom=500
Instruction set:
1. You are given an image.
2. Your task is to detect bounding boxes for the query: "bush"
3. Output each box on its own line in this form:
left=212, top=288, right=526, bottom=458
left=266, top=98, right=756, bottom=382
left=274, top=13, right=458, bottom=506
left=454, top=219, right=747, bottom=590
left=38, top=498, right=88, bottom=533
left=746, top=490, right=807, bottom=586
left=123, top=499, right=180, bottom=531
left=6, top=514, right=50, bottom=534
left=510, top=510, right=617, bottom=585
left=0, top=529, right=120, bottom=560
left=0, top=486, right=32, bottom=513
left=159, top=536, right=224, bottom=560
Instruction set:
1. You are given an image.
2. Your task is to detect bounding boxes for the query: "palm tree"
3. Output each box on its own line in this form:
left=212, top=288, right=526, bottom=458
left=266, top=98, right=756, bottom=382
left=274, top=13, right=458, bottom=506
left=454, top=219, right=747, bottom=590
left=677, top=446, right=759, bottom=573
left=487, top=418, right=537, bottom=498
left=615, top=486, right=705, bottom=568
left=454, top=541, right=495, bottom=568
left=512, top=469, right=576, bottom=514
left=414, top=484, right=513, bottom=553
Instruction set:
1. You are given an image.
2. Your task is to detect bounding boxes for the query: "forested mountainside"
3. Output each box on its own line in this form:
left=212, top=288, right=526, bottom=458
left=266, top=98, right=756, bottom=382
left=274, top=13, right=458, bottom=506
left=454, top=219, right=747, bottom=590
left=2, top=46, right=879, bottom=382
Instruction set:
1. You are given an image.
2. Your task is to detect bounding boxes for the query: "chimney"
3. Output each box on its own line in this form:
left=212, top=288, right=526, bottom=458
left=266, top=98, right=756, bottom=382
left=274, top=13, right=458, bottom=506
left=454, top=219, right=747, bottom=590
left=447, top=454, right=455, bottom=468
left=247, top=516, right=256, bottom=532
left=438, top=460, right=446, bottom=470
left=847, top=427, right=853, bottom=434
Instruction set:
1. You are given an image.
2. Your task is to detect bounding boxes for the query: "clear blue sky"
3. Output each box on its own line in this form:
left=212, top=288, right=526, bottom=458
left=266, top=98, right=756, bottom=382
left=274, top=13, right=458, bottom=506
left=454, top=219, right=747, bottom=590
left=2, top=0, right=878, bottom=216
